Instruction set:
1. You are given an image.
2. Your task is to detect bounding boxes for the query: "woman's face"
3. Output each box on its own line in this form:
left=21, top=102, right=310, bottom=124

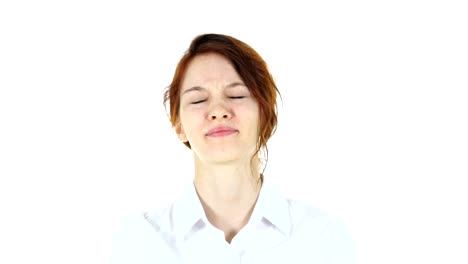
left=176, top=53, right=260, bottom=164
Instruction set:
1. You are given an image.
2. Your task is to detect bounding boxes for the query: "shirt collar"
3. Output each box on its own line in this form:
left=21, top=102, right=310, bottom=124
left=159, top=178, right=292, bottom=240
left=172, top=181, right=209, bottom=240
left=251, top=179, right=292, bottom=236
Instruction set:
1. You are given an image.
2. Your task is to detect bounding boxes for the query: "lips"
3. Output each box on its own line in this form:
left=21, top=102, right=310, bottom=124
left=206, top=126, right=238, bottom=137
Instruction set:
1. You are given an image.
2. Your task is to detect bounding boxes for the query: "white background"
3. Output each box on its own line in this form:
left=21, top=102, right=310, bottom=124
left=1, top=1, right=467, bottom=263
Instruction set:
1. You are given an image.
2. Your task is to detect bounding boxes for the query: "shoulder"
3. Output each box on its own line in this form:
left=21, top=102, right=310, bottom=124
left=288, top=199, right=346, bottom=232
left=108, top=207, right=179, bottom=264
left=111, top=205, right=171, bottom=238
left=287, top=199, right=357, bottom=263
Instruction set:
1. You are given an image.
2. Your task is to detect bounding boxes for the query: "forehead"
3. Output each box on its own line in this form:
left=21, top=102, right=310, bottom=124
left=181, top=53, right=242, bottom=89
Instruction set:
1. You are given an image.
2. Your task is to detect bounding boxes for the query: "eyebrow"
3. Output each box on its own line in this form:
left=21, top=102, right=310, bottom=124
left=182, top=82, right=246, bottom=95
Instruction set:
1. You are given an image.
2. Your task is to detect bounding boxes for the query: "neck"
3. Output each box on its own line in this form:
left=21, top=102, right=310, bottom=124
left=193, top=155, right=262, bottom=235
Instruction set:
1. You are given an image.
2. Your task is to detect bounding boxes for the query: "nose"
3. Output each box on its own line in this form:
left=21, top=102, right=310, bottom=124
left=209, top=103, right=232, bottom=120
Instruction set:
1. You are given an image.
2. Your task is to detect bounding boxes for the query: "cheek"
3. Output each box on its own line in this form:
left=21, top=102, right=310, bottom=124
left=251, top=107, right=261, bottom=136
left=180, top=109, right=204, bottom=133
left=238, top=107, right=260, bottom=131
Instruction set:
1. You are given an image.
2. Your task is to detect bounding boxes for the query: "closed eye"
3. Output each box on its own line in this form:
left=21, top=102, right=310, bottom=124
left=191, top=96, right=244, bottom=104
left=191, top=99, right=206, bottom=104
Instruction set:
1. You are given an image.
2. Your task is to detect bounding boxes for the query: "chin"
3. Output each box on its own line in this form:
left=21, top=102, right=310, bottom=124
left=208, top=153, right=240, bottom=164
left=197, top=149, right=243, bottom=164
left=194, top=144, right=254, bottom=164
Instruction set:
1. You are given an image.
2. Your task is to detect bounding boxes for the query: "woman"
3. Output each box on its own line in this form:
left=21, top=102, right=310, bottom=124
left=110, top=33, right=356, bottom=264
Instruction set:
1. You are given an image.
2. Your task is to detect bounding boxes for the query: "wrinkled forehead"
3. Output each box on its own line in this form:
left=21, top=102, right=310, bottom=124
left=181, top=53, right=243, bottom=91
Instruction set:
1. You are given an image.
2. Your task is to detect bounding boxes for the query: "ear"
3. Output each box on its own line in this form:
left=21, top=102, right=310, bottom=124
left=174, top=120, right=188, bottom=143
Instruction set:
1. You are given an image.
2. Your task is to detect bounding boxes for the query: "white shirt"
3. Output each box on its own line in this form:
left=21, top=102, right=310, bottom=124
left=109, top=180, right=356, bottom=264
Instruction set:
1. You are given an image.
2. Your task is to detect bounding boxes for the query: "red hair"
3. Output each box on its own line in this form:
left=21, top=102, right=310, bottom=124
left=163, top=33, right=281, bottom=182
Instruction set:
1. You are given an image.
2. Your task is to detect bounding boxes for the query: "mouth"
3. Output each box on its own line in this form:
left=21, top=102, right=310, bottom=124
left=206, top=126, right=238, bottom=137
left=206, top=130, right=238, bottom=137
